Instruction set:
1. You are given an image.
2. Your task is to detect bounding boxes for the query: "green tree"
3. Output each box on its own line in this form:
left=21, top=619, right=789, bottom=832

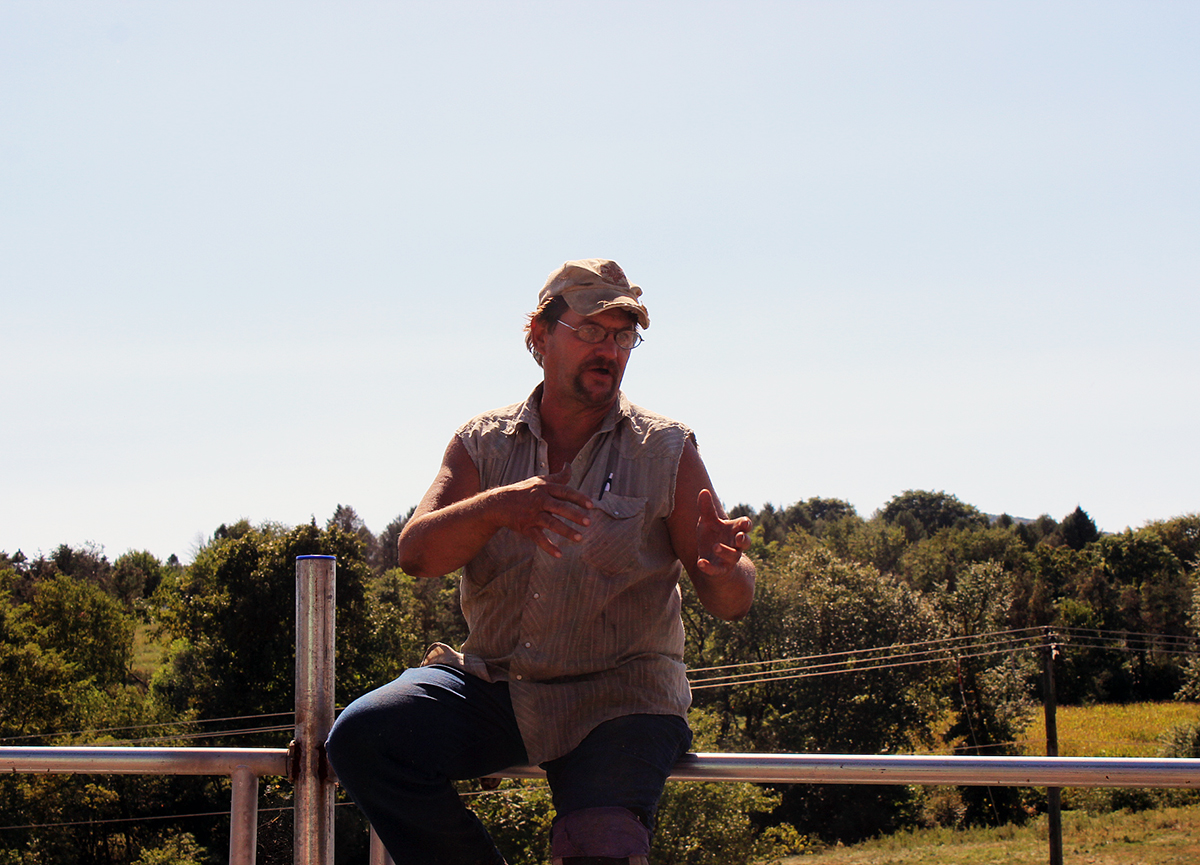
left=48, top=542, right=113, bottom=589
left=372, top=506, right=416, bottom=575
left=27, top=574, right=134, bottom=688
left=0, top=574, right=78, bottom=740
left=686, top=544, right=943, bottom=844
left=0, top=566, right=197, bottom=864
left=897, top=524, right=1028, bottom=594
left=938, top=561, right=1035, bottom=825
left=1147, top=514, right=1200, bottom=570
left=1058, top=506, right=1101, bottom=551
left=111, top=550, right=165, bottom=608
left=1016, top=514, right=1059, bottom=549
left=151, top=521, right=375, bottom=726
left=731, top=499, right=859, bottom=550
left=328, top=503, right=379, bottom=565
left=880, top=490, right=988, bottom=542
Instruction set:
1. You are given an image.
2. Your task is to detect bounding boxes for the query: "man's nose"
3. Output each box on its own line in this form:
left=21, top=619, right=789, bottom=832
left=592, top=333, right=620, bottom=358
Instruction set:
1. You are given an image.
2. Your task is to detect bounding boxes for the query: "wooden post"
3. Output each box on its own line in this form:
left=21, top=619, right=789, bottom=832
left=1044, top=628, right=1062, bottom=865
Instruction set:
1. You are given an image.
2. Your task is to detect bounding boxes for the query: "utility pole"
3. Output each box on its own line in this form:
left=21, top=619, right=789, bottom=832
left=1043, top=628, right=1062, bottom=865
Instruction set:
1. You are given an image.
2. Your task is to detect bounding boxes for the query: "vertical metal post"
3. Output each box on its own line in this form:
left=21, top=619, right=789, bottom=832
left=229, top=765, right=260, bottom=865
left=295, top=555, right=337, bottom=865
left=369, top=825, right=397, bottom=865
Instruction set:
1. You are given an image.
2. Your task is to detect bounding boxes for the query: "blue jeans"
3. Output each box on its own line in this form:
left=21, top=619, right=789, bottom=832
left=326, top=665, right=692, bottom=865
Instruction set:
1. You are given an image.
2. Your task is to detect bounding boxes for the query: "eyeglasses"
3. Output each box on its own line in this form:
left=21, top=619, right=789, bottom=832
left=557, top=320, right=643, bottom=350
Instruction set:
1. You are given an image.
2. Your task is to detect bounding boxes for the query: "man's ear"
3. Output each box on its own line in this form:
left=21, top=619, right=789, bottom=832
left=531, top=318, right=550, bottom=355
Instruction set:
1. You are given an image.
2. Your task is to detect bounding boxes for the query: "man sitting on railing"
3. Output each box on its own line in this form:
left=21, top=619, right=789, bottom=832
left=327, top=259, right=755, bottom=865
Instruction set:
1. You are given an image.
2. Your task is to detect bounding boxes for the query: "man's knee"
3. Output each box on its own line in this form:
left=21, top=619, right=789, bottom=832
left=551, top=806, right=650, bottom=864
left=324, top=702, right=378, bottom=786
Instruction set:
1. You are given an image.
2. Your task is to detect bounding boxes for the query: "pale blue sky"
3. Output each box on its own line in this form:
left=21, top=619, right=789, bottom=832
left=3, top=1, right=1197, bottom=563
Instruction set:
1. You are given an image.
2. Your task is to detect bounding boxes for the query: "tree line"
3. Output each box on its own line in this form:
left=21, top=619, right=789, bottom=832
left=1, top=492, right=1198, bottom=864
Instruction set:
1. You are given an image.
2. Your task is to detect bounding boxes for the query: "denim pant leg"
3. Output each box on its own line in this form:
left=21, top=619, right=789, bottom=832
left=326, top=665, right=528, bottom=865
left=543, top=714, right=693, bottom=859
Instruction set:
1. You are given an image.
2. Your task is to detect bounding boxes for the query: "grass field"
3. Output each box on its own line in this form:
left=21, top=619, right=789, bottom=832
left=1018, top=703, right=1200, bottom=758
left=779, top=702, right=1200, bottom=865
left=782, top=806, right=1200, bottom=865
left=131, top=620, right=168, bottom=683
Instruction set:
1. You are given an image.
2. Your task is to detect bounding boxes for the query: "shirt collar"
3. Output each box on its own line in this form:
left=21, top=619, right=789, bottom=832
left=514, top=383, right=631, bottom=441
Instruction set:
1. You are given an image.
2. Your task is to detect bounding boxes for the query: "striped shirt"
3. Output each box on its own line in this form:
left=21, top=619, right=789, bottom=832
left=421, top=386, right=694, bottom=765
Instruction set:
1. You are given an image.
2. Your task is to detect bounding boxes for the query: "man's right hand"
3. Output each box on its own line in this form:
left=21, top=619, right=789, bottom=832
left=399, top=441, right=599, bottom=578
left=493, top=464, right=593, bottom=558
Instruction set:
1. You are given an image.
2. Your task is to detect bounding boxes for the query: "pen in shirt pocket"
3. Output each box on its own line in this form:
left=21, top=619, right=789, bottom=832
left=599, top=472, right=613, bottom=500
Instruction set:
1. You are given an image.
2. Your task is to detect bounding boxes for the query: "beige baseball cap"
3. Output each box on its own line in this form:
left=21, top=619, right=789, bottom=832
left=539, top=259, right=650, bottom=329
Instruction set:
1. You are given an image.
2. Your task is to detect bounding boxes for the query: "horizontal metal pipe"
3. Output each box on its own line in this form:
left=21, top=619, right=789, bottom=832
left=0, top=746, right=290, bottom=778
left=7, top=746, right=1199, bottom=790
left=497, top=752, right=1200, bottom=789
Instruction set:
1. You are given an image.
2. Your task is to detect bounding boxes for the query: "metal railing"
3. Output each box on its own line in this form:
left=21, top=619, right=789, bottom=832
left=4, top=554, right=1200, bottom=865
left=500, top=752, right=1200, bottom=788
left=1, top=746, right=289, bottom=864
left=361, top=754, right=1200, bottom=865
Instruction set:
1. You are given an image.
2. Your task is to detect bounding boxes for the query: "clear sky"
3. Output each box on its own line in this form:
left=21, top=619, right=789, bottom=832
left=3, top=1, right=1197, bottom=564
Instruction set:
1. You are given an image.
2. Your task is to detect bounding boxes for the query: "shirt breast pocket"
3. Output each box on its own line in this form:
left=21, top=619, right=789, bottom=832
left=580, top=492, right=648, bottom=577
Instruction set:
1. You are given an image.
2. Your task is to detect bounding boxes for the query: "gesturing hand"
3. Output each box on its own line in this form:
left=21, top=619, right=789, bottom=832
left=696, top=488, right=751, bottom=578
left=499, top=464, right=594, bottom=558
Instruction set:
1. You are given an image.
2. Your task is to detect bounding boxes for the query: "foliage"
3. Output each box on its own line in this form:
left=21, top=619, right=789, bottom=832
left=372, top=506, right=416, bottom=575
left=732, top=499, right=857, bottom=548
left=897, top=525, right=1028, bottom=594
left=111, top=550, right=165, bottom=609
left=1059, top=506, right=1101, bottom=551
left=1160, top=718, right=1200, bottom=760
left=150, top=520, right=376, bottom=727
left=5, top=494, right=1200, bottom=860
left=465, top=781, right=556, bottom=865
left=653, top=781, right=807, bottom=865
left=1145, top=514, right=1200, bottom=570
left=686, top=544, right=945, bottom=844
left=27, top=574, right=134, bottom=688
left=0, top=569, right=136, bottom=740
left=937, top=561, right=1036, bottom=826
left=129, top=832, right=207, bottom=865
left=880, top=490, right=988, bottom=542
left=0, top=562, right=213, bottom=864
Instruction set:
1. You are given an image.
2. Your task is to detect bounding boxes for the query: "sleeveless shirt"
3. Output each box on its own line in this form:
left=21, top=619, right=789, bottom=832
left=421, top=385, right=695, bottom=765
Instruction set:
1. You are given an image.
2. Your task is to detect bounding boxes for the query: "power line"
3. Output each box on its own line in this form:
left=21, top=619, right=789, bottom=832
left=688, top=629, right=1046, bottom=690
left=686, top=627, right=1046, bottom=675
left=685, top=626, right=1199, bottom=691
left=0, top=711, right=296, bottom=745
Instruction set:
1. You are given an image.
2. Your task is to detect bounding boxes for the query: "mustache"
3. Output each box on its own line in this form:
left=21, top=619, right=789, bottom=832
left=582, top=361, right=618, bottom=376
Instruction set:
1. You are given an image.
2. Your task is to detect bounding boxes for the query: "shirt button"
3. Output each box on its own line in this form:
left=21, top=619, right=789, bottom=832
left=533, top=592, right=541, bottom=599
left=524, top=641, right=532, bottom=648
left=515, top=674, right=523, bottom=681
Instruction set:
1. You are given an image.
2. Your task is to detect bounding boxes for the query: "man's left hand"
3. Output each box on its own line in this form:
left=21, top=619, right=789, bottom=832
left=695, top=488, right=751, bottom=578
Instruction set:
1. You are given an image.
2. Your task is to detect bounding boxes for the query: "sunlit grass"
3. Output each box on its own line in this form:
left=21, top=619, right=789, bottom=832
left=131, top=621, right=168, bottom=682
left=1029, top=702, right=1200, bottom=757
left=779, top=805, right=1200, bottom=864
left=776, top=703, right=1200, bottom=864
left=914, top=702, right=1200, bottom=758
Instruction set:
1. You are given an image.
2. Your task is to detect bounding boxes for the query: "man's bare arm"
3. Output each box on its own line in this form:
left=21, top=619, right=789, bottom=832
left=665, top=439, right=756, bottom=621
left=397, top=436, right=595, bottom=578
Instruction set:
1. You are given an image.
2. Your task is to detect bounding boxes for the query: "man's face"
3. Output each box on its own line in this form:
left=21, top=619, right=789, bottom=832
left=537, top=308, right=638, bottom=408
